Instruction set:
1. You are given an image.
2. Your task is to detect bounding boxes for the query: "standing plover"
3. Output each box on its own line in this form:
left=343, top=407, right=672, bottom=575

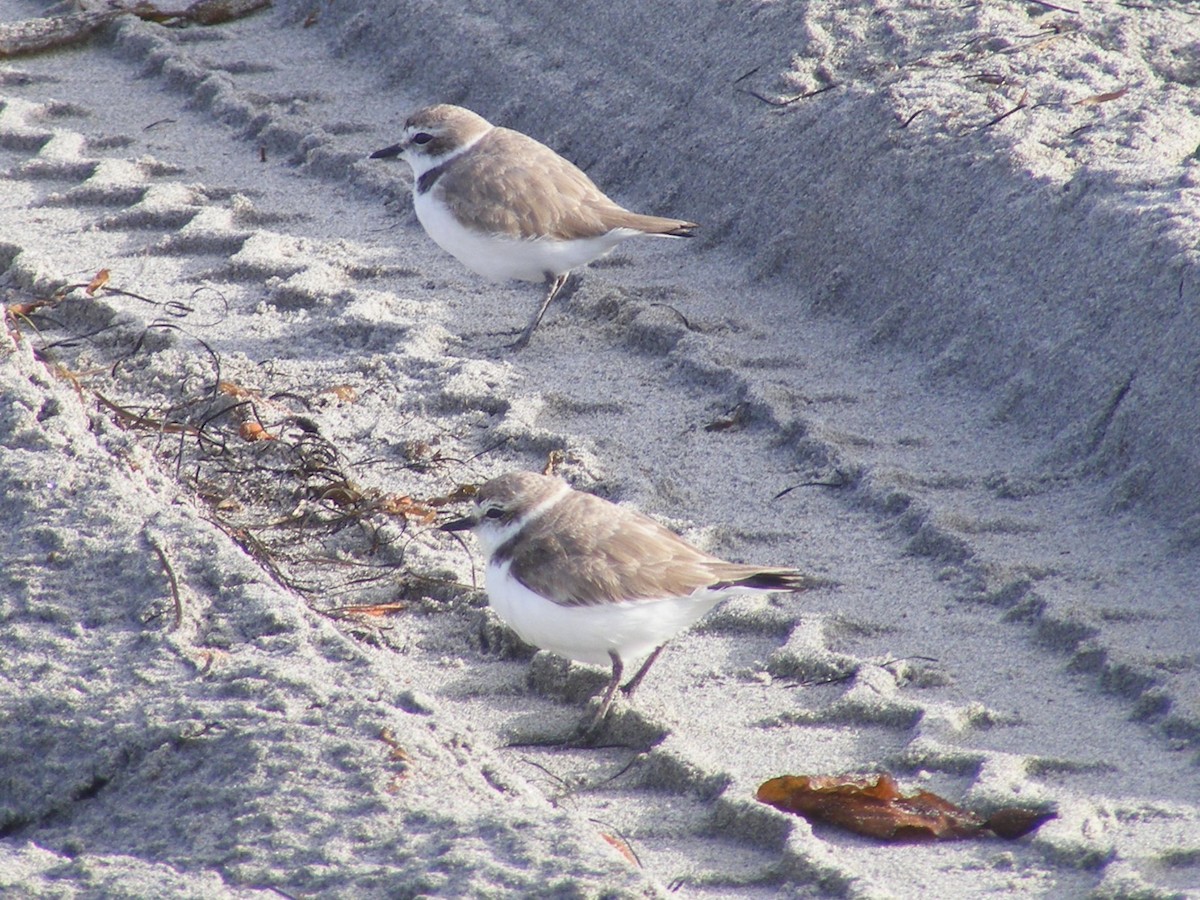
left=371, top=105, right=697, bottom=349
left=442, top=472, right=820, bottom=734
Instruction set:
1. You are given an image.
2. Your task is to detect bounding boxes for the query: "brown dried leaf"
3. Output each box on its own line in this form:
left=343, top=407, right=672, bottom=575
left=238, top=421, right=275, bottom=442
left=6, top=298, right=48, bottom=318
left=123, top=0, right=271, bottom=26
left=378, top=494, right=436, bottom=522
left=424, top=484, right=478, bottom=508
left=187, top=0, right=272, bottom=26
left=600, top=832, right=640, bottom=867
left=543, top=449, right=566, bottom=476
left=380, top=728, right=411, bottom=762
left=1076, top=87, right=1128, bottom=106
left=85, top=268, right=110, bottom=296
left=329, top=602, right=408, bottom=618
left=10, top=292, right=82, bottom=321
left=323, top=383, right=358, bottom=403
left=379, top=727, right=411, bottom=792
left=756, top=773, right=1052, bottom=842
left=218, top=380, right=257, bottom=399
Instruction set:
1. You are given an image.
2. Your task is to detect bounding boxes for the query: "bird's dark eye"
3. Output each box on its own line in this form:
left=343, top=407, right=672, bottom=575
left=412, top=132, right=433, bottom=145
left=483, top=507, right=505, bottom=519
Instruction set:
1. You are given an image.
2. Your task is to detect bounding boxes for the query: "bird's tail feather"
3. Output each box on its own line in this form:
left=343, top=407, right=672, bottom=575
left=605, top=209, right=699, bottom=237
left=713, top=569, right=834, bottom=593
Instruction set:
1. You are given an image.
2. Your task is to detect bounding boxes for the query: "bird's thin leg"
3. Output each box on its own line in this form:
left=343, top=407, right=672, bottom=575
left=579, top=650, right=624, bottom=734
left=621, top=644, right=666, bottom=700
left=510, top=272, right=569, bottom=350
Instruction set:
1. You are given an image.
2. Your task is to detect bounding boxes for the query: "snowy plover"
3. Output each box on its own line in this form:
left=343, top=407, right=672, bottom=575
left=442, top=471, right=820, bottom=733
left=370, top=104, right=697, bottom=349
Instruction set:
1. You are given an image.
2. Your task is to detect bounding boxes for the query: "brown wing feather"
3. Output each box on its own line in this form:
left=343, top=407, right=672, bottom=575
left=507, top=492, right=805, bottom=607
left=438, top=128, right=696, bottom=241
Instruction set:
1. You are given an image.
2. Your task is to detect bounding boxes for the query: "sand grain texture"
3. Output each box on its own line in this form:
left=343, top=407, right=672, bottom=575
left=2, top=0, right=1199, bottom=896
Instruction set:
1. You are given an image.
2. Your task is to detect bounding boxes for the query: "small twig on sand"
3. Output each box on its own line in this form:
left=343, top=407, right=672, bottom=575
left=740, top=83, right=837, bottom=108
left=773, top=471, right=849, bottom=501
left=147, top=537, right=184, bottom=630
left=978, top=90, right=1030, bottom=129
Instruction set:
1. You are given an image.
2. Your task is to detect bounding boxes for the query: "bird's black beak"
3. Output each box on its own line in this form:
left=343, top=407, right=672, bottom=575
left=370, top=143, right=404, bottom=160
left=440, top=516, right=476, bottom=533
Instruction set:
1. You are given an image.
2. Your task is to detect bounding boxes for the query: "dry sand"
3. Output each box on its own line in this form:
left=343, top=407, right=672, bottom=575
left=2, top=0, right=1199, bottom=896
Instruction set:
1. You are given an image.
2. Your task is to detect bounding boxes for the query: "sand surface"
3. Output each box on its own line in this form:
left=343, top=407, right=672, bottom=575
left=2, top=0, right=1199, bottom=896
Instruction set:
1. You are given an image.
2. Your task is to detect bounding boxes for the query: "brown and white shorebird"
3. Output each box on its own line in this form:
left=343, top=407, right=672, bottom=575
left=442, top=472, right=823, bottom=734
left=370, top=104, right=698, bottom=349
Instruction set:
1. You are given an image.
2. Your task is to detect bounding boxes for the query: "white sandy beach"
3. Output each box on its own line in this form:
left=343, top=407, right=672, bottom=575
left=2, top=0, right=1199, bottom=896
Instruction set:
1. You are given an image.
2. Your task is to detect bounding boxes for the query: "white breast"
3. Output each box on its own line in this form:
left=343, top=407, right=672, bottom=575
left=484, top=559, right=724, bottom=667
left=413, top=190, right=637, bottom=284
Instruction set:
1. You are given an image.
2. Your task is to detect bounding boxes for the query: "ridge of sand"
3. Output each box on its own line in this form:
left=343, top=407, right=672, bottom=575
left=2, top=1, right=1199, bottom=896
